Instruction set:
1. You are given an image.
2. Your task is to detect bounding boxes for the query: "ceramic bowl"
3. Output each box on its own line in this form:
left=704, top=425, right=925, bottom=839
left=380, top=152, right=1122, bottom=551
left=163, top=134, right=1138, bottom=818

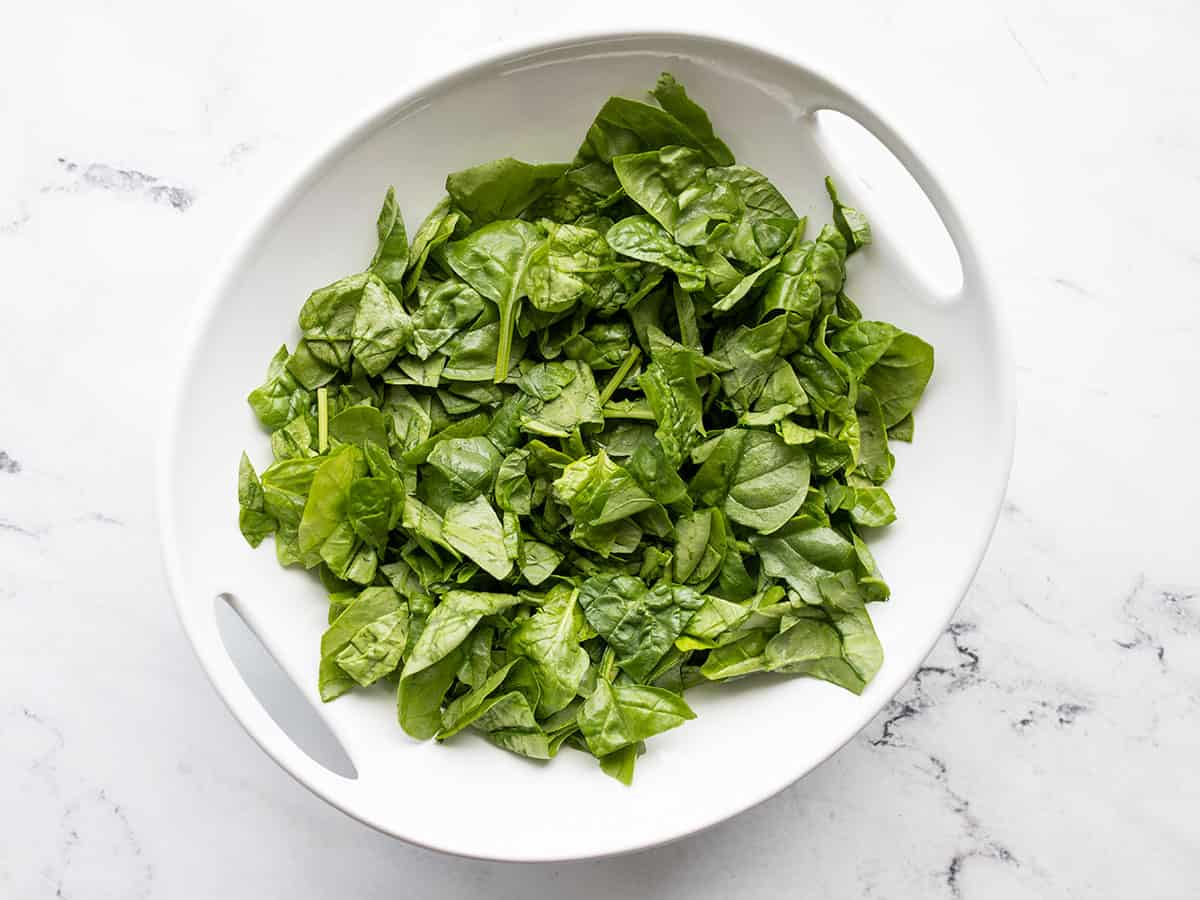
left=158, top=30, right=1013, bottom=861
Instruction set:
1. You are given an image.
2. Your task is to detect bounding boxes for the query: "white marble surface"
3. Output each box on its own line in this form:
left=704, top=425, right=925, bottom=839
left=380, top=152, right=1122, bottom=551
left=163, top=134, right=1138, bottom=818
left=2, top=1, right=1198, bottom=897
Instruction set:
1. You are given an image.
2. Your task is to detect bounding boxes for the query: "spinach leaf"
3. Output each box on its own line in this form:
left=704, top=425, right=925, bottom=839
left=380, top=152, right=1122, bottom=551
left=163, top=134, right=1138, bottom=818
left=526, top=221, right=652, bottom=315
left=437, top=658, right=521, bottom=738
left=576, top=95, right=724, bottom=167
left=297, top=273, right=370, bottom=371
left=335, top=607, right=409, bottom=686
left=825, top=177, right=871, bottom=253
left=553, top=450, right=658, bottom=528
left=404, top=197, right=462, bottom=296
left=749, top=516, right=856, bottom=603
left=401, top=590, right=519, bottom=678
left=368, top=186, right=410, bottom=291
left=409, top=278, right=486, bottom=360
left=442, top=496, right=513, bottom=580
left=345, top=477, right=392, bottom=550
left=607, top=215, right=707, bottom=291
left=427, top=436, right=502, bottom=501
left=443, top=220, right=543, bottom=382
left=700, top=630, right=769, bottom=680
left=248, top=345, right=311, bottom=430
left=298, top=445, right=365, bottom=555
left=507, top=586, right=589, bottom=715
left=446, top=158, right=569, bottom=226
left=350, top=276, right=411, bottom=376
left=237, top=453, right=276, bottom=547
left=398, top=645, right=466, bottom=739
left=577, top=679, right=695, bottom=757
left=639, top=328, right=706, bottom=467
left=862, top=332, right=935, bottom=427
left=577, top=574, right=703, bottom=681
left=473, top=689, right=553, bottom=759
left=673, top=507, right=728, bottom=586
left=764, top=617, right=866, bottom=693
left=651, top=72, right=735, bottom=166
left=328, top=404, right=388, bottom=448
left=518, top=360, right=603, bottom=437
left=689, top=428, right=810, bottom=534
left=711, top=316, right=787, bottom=412
left=319, top=586, right=402, bottom=700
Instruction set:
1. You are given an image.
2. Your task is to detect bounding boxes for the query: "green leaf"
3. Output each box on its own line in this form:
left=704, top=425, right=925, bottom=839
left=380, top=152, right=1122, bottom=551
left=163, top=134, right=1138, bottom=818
left=518, top=360, right=603, bottom=437
left=247, top=345, right=311, bottom=430
left=526, top=220, right=655, bottom=315
left=442, top=496, right=513, bottom=580
left=368, top=186, right=410, bottom=290
left=437, top=658, right=521, bottom=738
left=711, top=317, right=787, bottom=412
left=577, top=679, right=695, bottom=757
left=404, top=197, right=462, bottom=296
left=345, top=477, right=392, bottom=550
left=651, top=72, right=735, bottom=166
left=888, top=412, right=915, bottom=442
left=624, top=428, right=690, bottom=508
left=827, top=319, right=901, bottom=380
left=319, top=586, right=403, bottom=700
left=298, top=445, right=365, bottom=555
left=494, top=448, right=532, bottom=515
left=409, top=278, right=486, bottom=360
left=689, top=428, right=811, bottom=534
left=508, top=586, right=589, bottom=715
left=351, top=276, right=411, bottom=376
left=518, top=540, right=562, bottom=586
left=862, top=332, right=935, bottom=427
left=297, top=272, right=371, bottom=371
left=679, top=594, right=751, bottom=648
left=443, top=220, right=543, bottom=382
left=236, top=452, right=276, bottom=547
left=607, top=215, right=707, bottom=291
left=270, top=416, right=315, bottom=460
left=575, top=95, right=728, bottom=167
left=335, top=607, right=409, bottom=686
left=446, top=158, right=569, bottom=227
left=328, top=404, right=388, bottom=448
left=673, top=507, right=728, bottom=586
left=472, top=689, right=553, bottom=759
left=639, top=328, right=706, bottom=467
left=764, top=616, right=865, bottom=692
left=553, top=450, right=658, bottom=528
left=598, top=742, right=642, bottom=785
left=397, top=644, right=466, bottom=739
left=577, top=574, right=703, bottom=681
left=700, top=630, right=769, bottom=680
left=401, top=590, right=519, bottom=679
left=426, top=435, right=502, bottom=501
left=825, top=177, right=871, bottom=253
left=749, top=516, right=857, bottom=603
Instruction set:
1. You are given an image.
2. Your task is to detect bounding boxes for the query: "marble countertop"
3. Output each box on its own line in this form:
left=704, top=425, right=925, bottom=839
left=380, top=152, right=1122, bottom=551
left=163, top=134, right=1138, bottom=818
left=3, top=1, right=1196, bottom=897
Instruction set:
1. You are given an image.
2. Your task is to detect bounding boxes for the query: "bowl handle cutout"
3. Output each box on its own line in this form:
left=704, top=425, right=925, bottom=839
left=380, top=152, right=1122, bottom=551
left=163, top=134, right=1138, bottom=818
left=812, top=103, right=984, bottom=305
left=195, top=592, right=360, bottom=787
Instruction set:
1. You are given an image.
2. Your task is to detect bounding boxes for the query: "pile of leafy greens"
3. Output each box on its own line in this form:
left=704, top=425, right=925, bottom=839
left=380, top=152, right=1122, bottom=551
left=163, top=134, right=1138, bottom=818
left=237, top=73, right=933, bottom=784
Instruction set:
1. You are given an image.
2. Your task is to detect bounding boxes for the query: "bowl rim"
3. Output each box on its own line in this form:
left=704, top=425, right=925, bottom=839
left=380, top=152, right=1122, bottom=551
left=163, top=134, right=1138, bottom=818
left=156, top=26, right=1015, bottom=861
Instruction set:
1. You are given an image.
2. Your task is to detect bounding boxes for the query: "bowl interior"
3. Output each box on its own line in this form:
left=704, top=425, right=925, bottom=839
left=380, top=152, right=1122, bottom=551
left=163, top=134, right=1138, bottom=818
left=162, top=33, right=1010, bottom=860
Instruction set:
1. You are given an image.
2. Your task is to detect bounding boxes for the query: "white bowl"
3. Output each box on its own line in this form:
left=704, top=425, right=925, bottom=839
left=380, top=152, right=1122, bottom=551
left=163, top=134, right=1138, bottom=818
left=158, top=30, right=1013, bottom=861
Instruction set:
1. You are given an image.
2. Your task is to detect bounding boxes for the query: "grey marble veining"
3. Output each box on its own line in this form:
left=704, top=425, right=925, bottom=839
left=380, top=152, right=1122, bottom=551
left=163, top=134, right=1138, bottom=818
left=2, top=1, right=1197, bottom=897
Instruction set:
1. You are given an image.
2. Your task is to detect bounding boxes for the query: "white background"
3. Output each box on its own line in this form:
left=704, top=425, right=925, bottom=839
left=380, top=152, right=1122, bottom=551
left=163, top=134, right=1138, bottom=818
left=2, top=1, right=1198, bottom=897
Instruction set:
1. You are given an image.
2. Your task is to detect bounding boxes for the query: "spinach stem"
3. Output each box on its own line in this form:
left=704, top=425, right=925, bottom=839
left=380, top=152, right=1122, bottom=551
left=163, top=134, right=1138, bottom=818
left=317, top=387, right=329, bottom=452
left=598, top=346, right=641, bottom=405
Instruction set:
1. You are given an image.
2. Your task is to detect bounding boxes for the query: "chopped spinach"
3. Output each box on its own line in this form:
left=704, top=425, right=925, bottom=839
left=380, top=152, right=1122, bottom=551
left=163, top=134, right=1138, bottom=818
left=236, top=73, right=934, bottom=784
